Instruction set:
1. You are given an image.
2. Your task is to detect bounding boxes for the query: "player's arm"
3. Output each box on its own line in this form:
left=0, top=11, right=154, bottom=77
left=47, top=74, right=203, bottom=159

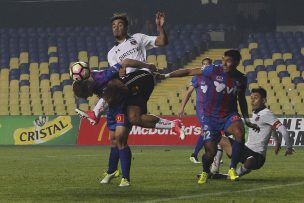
left=155, top=12, right=168, bottom=46
left=271, top=130, right=282, bottom=155
left=159, top=68, right=202, bottom=79
left=178, top=86, right=195, bottom=117
left=119, top=58, right=157, bottom=72
left=237, top=85, right=260, bottom=132
left=273, top=121, right=294, bottom=156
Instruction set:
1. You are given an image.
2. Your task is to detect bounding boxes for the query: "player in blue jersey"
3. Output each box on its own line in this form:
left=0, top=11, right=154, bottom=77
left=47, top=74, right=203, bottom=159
left=158, top=50, right=260, bottom=184
left=73, top=58, right=184, bottom=186
left=178, top=57, right=223, bottom=164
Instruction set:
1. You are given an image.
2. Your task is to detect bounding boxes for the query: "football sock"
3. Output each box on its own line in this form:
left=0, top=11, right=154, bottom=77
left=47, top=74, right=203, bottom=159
left=230, top=140, right=244, bottom=169
left=119, top=146, right=132, bottom=181
left=202, top=154, right=213, bottom=173
left=193, top=136, right=204, bottom=157
left=107, top=147, right=119, bottom=174
left=237, top=165, right=251, bottom=177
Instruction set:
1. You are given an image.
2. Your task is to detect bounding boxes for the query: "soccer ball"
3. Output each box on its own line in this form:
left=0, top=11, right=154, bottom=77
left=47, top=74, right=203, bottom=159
left=69, top=62, right=90, bottom=81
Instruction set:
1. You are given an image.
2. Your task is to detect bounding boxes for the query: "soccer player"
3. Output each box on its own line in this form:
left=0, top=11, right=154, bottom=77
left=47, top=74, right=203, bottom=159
left=158, top=49, right=260, bottom=184
left=178, top=57, right=221, bottom=164
left=77, top=12, right=170, bottom=129
left=210, top=87, right=294, bottom=177
left=73, top=58, right=183, bottom=186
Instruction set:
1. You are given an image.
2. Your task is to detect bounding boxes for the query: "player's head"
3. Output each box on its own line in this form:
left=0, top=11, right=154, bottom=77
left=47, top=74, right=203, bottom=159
left=202, top=57, right=212, bottom=67
left=72, top=80, right=94, bottom=99
left=111, top=13, right=129, bottom=40
left=250, top=87, right=267, bottom=111
left=222, top=49, right=241, bottom=72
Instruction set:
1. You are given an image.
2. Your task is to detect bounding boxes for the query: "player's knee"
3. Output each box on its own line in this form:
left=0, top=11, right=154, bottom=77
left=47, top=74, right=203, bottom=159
left=128, top=115, right=142, bottom=126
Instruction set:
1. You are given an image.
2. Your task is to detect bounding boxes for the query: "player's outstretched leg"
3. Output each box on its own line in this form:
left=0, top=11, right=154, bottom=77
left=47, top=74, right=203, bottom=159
left=190, top=136, right=203, bottom=164
left=198, top=141, right=217, bottom=184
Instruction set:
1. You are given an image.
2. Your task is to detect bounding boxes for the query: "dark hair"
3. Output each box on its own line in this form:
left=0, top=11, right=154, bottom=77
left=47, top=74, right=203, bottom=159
left=111, top=13, right=129, bottom=27
left=251, top=87, right=267, bottom=98
left=202, top=57, right=212, bottom=65
left=224, top=49, right=241, bottom=62
left=72, top=81, right=91, bottom=99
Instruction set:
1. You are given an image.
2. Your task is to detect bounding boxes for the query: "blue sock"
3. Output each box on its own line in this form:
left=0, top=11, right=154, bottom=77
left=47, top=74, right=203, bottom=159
left=202, top=154, right=213, bottom=173
left=119, top=146, right=132, bottom=181
left=193, top=136, right=204, bottom=157
left=107, top=147, right=119, bottom=174
left=230, top=140, right=244, bottom=169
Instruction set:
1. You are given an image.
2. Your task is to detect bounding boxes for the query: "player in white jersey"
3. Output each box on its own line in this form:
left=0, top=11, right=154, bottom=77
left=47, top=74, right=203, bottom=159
left=210, top=87, right=294, bottom=178
left=76, top=12, right=179, bottom=131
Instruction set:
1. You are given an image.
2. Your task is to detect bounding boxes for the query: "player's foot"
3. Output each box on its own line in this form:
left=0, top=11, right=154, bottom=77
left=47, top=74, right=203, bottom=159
left=198, top=171, right=208, bottom=184
left=75, top=109, right=100, bottom=125
left=172, top=119, right=186, bottom=140
left=210, top=161, right=219, bottom=174
left=100, top=170, right=120, bottom=184
left=119, top=178, right=130, bottom=187
left=228, top=168, right=239, bottom=181
left=189, top=154, right=201, bottom=164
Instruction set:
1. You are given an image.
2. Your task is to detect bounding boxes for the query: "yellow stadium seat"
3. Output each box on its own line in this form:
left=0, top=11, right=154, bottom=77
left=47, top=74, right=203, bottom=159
left=157, top=55, right=167, bottom=69
left=290, top=71, right=301, bottom=80
left=78, top=51, right=88, bottom=62
left=264, top=59, right=273, bottom=66
left=9, top=57, right=19, bottom=69
left=39, top=62, right=49, bottom=74
left=48, top=46, right=57, bottom=54
left=238, top=65, right=245, bottom=73
left=89, top=56, right=99, bottom=68
left=99, top=61, right=109, bottom=69
left=244, top=65, right=255, bottom=73
left=61, top=73, right=70, bottom=81
left=79, top=103, right=89, bottom=110
left=276, top=90, right=286, bottom=98
left=290, top=96, right=302, bottom=105
left=147, top=55, right=157, bottom=65
left=49, top=56, right=58, bottom=63
left=276, top=64, right=286, bottom=72
left=269, top=103, right=281, bottom=114
left=54, top=105, right=67, bottom=115
left=19, top=52, right=29, bottom=64
left=10, top=105, right=20, bottom=115
left=249, top=42, right=258, bottom=50
left=282, top=105, right=294, bottom=115
left=20, top=74, right=29, bottom=80
left=30, top=63, right=39, bottom=71
left=272, top=53, right=282, bottom=60
left=294, top=102, right=304, bottom=115
left=254, top=59, right=263, bottom=66
left=284, top=83, right=294, bottom=91
left=286, top=64, right=297, bottom=73
left=282, top=53, right=292, bottom=61
left=301, top=48, right=304, bottom=56
left=240, top=48, right=250, bottom=57
left=21, top=105, right=31, bottom=115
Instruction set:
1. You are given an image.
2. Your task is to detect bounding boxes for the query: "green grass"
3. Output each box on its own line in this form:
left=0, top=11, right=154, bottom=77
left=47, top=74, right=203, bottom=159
left=0, top=146, right=303, bottom=203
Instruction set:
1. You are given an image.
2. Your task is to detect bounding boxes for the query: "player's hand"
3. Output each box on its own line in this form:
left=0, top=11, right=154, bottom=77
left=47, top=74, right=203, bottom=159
left=285, top=147, right=295, bottom=156
left=155, top=12, right=165, bottom=27
left=154, top=73, right=166, bottom=80
left=119, top=68, right=126, bottom=77
left=246, top=122, right=260, bottom=132
left=147, top=63, right=157, bottom=72
left=274, top=143, right=281, bottom=155
left=178, top=109, right=185, bottom=118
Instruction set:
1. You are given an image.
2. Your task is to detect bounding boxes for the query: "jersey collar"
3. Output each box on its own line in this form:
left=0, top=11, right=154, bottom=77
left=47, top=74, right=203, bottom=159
left=254, top=105, right=266, bottom=114
left=114, top=35, right=131, bottom=46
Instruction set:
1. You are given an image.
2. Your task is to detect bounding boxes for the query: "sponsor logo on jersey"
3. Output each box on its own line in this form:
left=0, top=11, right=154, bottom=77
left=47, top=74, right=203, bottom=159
left=216, top=75, right=224, bottom=82
left=116, top=114, right=125, bottom=123
left=231, top=115, right=241, bottom=122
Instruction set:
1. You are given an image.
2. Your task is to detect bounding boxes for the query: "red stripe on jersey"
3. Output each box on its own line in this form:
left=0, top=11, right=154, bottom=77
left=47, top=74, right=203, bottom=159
left=272, top=120, right=282, bottom=129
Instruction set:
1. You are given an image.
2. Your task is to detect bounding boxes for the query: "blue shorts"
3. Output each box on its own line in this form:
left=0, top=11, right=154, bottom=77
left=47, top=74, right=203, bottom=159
left=201, top=113, right=242, bottom=143
left=106, top=106, right=132, bottom=131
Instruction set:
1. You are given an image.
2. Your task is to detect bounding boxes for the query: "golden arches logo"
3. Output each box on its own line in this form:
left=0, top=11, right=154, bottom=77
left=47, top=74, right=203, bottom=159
left=98, top=120, right=108, bottom=142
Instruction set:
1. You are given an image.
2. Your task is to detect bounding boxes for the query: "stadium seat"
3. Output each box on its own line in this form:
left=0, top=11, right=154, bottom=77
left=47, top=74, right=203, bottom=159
left=264, top=59, right=273, bottom=66
left=272, top=53, right=282, bottom=61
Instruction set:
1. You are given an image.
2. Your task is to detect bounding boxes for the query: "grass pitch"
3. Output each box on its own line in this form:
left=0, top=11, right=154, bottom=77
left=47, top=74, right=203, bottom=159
left=0, top=146, right=303, bottom=203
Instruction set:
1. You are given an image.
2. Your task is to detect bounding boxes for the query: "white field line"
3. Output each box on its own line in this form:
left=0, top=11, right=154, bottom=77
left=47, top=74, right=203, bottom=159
left=141, top=181, right=304, bottom=203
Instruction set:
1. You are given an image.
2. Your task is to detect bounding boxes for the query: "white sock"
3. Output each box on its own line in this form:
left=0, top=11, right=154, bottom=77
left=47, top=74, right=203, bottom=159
left=93, top=98, right=105, bottom=118
left=155, top=118, right=173, bottom=129
left=237, top=165, right=251, bottom=177
left=211, top=145, right=223, bottom=173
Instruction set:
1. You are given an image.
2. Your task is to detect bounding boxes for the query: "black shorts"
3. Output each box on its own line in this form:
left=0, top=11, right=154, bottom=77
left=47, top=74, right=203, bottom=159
left=228, top=137, right=265, bottom=169
left=120, top=70, right=154, bottom=113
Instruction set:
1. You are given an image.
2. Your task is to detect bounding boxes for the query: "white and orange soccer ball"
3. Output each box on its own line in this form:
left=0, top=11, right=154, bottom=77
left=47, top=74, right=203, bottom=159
left=69, top=62, right=90, bottom=81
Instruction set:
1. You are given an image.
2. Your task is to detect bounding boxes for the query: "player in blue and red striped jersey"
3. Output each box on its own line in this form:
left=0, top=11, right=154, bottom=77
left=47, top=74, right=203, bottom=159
left=73, top=58, right=184, bottom=187
left=159, top=49, right=260, bottom=184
